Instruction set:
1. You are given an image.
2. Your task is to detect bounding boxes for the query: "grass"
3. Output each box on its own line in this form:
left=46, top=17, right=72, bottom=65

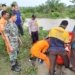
left=0, top=28, right=48, bottom=75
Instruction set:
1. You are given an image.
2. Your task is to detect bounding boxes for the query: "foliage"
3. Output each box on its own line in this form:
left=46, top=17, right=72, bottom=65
left=0, top=29, right=48, bottom=75
left=19, top=0, right=75, bottom=19
left=0, top=0, right=74, bottom=19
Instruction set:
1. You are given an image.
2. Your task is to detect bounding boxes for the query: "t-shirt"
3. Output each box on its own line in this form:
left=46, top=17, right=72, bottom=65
left=29, top=19, right=39, bottom=33
left=48, top=27, right=69, bottom=43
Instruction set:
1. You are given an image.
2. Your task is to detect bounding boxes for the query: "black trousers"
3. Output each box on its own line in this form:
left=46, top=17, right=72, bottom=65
left=31, top=31, right=39, bottom=44
left=17, top=25, right=24, bottom=36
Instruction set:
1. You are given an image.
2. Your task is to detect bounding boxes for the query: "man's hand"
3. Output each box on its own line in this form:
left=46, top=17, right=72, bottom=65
left=9, top=46, right=13, bottom=53
left=65, top=43, right=71, bottom=52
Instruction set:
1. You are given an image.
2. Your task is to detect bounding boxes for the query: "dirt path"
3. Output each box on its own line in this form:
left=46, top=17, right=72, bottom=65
left=35, top=61, right=75, bottom=75
left=35, top=61, right=49, bottom=75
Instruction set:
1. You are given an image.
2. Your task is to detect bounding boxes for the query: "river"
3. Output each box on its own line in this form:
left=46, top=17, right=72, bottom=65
left=24, top=18, right=75, bottom=32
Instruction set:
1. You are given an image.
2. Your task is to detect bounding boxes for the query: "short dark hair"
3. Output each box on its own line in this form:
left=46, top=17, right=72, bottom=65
left=60, top=20, right=68, bottom=26
left=2, top=4, right=6, bottom=7
left=9, top=11, right=16, bottom=18
left=1, top=10, right=8, bottom=16
left=11, top=4, right=16, bottom=7
left=32, top=15, right=36, bottom=18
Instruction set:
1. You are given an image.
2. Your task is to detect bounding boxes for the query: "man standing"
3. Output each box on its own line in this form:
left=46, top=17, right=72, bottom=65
left=5, top=12, right=21, bottom=72
left=0, top=11, right=13, bottom=56
left=29, top=15, right=39, bottom=44
left=11, top=3, right=24, bottom=36
left=48, top=20, right=70, bottom=75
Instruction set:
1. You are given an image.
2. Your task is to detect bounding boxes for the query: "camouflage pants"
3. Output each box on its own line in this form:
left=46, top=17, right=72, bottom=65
left=9, top=50, right=18, bottom=61
left=9, top=42, right=19, bottom=61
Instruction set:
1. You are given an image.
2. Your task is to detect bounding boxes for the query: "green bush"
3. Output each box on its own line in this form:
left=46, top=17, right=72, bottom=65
left=50, top=12, right=60, bottom=18
left=0, top=29, right=48, bottom=75
left=69, top=13, right=75, bottom=19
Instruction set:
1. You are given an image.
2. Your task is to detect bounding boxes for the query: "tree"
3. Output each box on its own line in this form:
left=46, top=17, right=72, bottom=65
left=45, top=0, right=65, bottom=13
left=70, top=0, right=75, bottom=8
left=70, top=0, right=75, bottom=4
left=70, top=0, right=75, bottom=6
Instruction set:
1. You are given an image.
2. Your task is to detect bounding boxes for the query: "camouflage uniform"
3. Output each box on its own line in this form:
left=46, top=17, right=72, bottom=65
left=5, top=21, right=19, bottom=64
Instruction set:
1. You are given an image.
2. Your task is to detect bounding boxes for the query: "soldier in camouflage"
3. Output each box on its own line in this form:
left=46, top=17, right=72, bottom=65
left=5, top=12, right=21, bottom=72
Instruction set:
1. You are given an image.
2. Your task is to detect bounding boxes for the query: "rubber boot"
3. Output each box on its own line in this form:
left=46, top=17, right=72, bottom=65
left=11, top=60, right=21, bottom=72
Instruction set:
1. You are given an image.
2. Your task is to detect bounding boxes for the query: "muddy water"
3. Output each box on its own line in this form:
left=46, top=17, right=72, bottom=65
left=24, top=18, right=75, bottom=32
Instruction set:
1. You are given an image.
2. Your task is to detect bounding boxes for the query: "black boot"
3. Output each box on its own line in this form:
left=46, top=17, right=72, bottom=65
left=11, top=60, right=21, bottom=72
left=11, top=65, right=21, bottom=72
left=15, top=60, right=21, bottom=67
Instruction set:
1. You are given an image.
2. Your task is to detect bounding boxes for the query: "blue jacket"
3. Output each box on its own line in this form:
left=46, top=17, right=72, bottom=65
left=12, top=10, right=22, bottom=26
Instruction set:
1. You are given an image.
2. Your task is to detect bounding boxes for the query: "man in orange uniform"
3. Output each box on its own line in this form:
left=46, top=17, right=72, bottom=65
left=0, top=11, right=12, bottom=53
left=0, top=11, right=7, bottom=32
left=30, top=38, right=51, bottom=69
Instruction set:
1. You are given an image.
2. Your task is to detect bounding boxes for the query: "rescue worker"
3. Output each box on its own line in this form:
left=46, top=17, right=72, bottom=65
left=48, top=20, right=70, bottom=75
left=0, top=10, right=12, bottom=56
left=30, top=38, right=51, bottom=69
